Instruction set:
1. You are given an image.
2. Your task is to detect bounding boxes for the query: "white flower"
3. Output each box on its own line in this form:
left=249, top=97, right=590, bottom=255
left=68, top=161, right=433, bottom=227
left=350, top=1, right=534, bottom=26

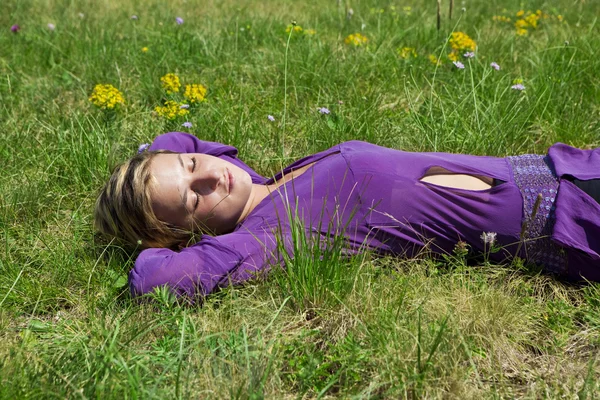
left=480, top=232, right=497, bottom=245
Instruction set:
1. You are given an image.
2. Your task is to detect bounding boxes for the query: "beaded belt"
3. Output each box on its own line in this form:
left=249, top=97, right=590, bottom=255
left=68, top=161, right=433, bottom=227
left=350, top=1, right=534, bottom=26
left=507, top=154, right=567, bottom=274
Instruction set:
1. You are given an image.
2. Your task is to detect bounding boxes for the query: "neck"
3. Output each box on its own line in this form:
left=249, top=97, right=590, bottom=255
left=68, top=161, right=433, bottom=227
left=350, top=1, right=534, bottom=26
left=236, top=183, right=275, bottom=224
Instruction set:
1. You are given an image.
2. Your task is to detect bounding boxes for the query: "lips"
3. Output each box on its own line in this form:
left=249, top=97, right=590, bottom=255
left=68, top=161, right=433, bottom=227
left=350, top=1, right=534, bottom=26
left=226, top=168, right=234, bottom=193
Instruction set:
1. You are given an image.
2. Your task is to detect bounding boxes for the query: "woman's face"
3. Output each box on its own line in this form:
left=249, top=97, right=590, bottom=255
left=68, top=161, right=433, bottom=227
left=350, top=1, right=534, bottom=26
left=149, top=153, right=253, bottom=235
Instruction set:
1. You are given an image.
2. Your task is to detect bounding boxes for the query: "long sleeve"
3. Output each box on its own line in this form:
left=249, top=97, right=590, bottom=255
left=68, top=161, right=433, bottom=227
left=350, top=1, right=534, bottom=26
left=130, top=235, right=243, bottom=298
left=149, top=131, right=266, bottom=184
left=129, top=223, right=282, bottom=299
left=547, top=143, right=600, bottom=262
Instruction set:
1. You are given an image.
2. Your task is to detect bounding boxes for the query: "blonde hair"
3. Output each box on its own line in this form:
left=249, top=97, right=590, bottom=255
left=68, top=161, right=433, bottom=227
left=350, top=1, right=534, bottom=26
left=94, top=150, right=191, bottom=249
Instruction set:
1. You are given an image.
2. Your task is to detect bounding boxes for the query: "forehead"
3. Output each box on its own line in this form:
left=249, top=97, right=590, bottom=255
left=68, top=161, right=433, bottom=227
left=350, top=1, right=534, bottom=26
left=151, top=152, right=181, bottom=168
left=148, top=153, right=183, bottom=195
left=147, top=154, right=186, bottom=225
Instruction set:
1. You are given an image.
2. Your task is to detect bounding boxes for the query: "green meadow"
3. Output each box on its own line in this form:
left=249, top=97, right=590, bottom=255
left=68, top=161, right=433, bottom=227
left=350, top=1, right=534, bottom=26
left=2, top=0, right=600, bottom=397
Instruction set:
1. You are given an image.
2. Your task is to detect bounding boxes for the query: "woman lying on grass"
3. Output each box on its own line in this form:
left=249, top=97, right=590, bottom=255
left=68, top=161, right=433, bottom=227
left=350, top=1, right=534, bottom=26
left=95, top=132, right=600, bottom=299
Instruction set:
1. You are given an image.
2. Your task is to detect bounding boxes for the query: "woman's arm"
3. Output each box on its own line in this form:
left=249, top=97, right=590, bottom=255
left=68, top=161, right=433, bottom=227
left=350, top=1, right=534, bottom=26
left=149, top=132, right=267, bottom=184
left=129, top=229, right=280, bottom=299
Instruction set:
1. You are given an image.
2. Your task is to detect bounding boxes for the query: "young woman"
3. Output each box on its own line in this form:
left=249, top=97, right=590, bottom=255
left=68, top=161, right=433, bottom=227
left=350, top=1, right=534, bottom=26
left=95, top=132, right=600, bottom=299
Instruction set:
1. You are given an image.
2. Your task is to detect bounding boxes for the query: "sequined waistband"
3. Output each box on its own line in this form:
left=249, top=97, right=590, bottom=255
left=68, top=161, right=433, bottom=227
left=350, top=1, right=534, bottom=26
left=507, top=154, right=567, bottom=274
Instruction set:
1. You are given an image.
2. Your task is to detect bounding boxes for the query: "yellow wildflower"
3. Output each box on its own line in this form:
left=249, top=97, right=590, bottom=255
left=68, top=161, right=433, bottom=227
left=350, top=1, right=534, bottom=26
left=516, top=10, right=525, bottom=17
left=184, top=84, right=207, bottom=103
left=428, top=54, right=442, bottom=66
left=88, top=84, right=125, bottom=110
left=514, top=11, right=541, bottom=36
left=154, top=100, right=189, bottom=120
left=304, top=29, right=316, bottom=36
left=286, top=25, right=303, bottom=34
left=398, top=47, right=417, bottom=59
left=141, top=47, right=148, bottom=52
left=557, top=15, right=564, bottom=22
left=515, top=19, right=529, bottom=29
left=160, top=73, right=181, bottom=94
left=449, top=32, right=476, bottom=52
left=344, top=33, right=368, bottom=46
left=492, top=15, right=511, bottom=22
left=524, top=13, right=539, bottom=28
left=448, top=51, right=459, bottom=62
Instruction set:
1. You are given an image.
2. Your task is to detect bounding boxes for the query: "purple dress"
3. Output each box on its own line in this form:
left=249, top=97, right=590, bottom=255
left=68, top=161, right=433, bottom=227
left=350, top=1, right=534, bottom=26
left=129, top=132, right=600, bottom=298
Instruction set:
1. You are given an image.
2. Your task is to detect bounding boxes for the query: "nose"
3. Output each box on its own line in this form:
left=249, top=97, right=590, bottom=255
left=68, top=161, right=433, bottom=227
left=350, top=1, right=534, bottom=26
left=189, top=167, right=221, bottom=195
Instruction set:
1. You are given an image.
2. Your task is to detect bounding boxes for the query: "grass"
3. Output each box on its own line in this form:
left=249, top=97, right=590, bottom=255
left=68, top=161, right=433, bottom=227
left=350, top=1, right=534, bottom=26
left=1, top=0, right=600, bottom=397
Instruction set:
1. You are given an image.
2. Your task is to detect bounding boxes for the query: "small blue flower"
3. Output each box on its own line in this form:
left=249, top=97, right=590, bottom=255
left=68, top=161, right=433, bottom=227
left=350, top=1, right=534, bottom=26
left=180, top=104, right=190, bottom=109
left=463, top=51, right=475, bottom=58
left=182, top=121, right=193, bottom=128
left=318, top=107, right=330, bottom=115
left=138, top=143, right=150, bottom=153
left=490, top=62, right=500, bottom=71
left=267, top=115, right=275, bottom=122
left=511, top=83, right=526, bottom=91
left=453, top=61, right=465, bottom=69
left=176, top=17, right=184, bottom=25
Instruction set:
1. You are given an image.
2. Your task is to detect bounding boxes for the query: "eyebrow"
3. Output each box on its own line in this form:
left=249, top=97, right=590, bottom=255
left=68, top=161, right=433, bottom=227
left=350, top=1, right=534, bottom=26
left=178, top=154, right=188, bottom=209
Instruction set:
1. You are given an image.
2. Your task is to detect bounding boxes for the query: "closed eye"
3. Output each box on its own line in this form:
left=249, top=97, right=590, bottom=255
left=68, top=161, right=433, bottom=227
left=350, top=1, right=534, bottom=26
left=193, top=191, right=200, bottom=210
left=190, top=156, right=199, bottom=211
